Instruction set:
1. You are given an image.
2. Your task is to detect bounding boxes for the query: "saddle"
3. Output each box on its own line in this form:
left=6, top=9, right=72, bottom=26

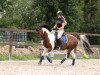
left=54, top=33, right=68, bottom=50
left=60, top=34, right=67, bottom=44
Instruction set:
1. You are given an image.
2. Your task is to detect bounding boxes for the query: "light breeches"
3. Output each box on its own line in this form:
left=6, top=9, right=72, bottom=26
left=57, top=29, right=64, bottom=39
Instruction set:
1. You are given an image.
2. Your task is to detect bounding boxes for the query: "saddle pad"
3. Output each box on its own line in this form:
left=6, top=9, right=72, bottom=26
left=60, top=35, right=67, bottom=44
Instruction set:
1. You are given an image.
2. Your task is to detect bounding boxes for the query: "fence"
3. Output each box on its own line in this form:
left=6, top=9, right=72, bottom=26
left=0, top=31, right=27, bottom=43
left=0, top=28, right=35, bottom=60
left=0, top=28, right=100, bottom=60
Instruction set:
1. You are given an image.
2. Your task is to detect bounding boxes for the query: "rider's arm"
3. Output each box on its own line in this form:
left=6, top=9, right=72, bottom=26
left=52, top=24, right=57, bottom=29
left=58, top=23, right=65, bottom=30
left=62, top=16, right=67, bottom=26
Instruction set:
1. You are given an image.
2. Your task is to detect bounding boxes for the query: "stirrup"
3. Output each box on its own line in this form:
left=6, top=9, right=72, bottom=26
left=54, top=46, right=60, bottom=50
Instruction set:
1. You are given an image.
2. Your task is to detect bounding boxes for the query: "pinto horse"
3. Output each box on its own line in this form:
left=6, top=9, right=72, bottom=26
left=36, top=25, right=93, bottom=65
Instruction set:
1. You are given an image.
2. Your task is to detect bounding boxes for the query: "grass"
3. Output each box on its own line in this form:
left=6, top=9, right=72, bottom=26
left=0, top=54, right=39, bottom=61
left=0, top=54, right=100, bottom=61
left=0, top=54, right=9, bottom=61
left=11, top=55, right=39, bottom=60
left=86, top=55, right=100, bottom=59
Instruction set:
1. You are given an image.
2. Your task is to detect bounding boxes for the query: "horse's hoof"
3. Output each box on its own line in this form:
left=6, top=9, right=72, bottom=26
left=60, top=58, right=66, bottom=64
left=46, top=56, right=52, bottom=63
left=71, top=63, right=75, bottom=66
left=49, top=60, right=52, bottom=63
left=38, top=62, right=41, bottom=65
left=72, top=59, right=75, bottom=66
left=72, top=64, right=75, bottom=66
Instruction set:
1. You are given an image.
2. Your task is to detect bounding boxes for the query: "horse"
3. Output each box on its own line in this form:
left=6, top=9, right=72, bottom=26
left=35, top=25, right=93, bottom=65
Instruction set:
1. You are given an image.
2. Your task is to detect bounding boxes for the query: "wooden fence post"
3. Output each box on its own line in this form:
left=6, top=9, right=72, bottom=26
left=9, top=31, right=13, bottom=60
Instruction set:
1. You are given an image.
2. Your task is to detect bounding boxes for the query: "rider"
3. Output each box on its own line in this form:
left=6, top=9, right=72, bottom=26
left=52, top=11, right=67, bottom=49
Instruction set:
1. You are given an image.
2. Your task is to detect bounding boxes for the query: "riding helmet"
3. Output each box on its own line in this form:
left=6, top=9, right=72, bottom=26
left=57, top=11, right=63, bottom=16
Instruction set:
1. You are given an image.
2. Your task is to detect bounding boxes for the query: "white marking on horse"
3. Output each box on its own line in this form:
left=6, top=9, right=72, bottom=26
left=70, top=50, right=76, bottom=59
left=42, top=28, right=55, bottom=50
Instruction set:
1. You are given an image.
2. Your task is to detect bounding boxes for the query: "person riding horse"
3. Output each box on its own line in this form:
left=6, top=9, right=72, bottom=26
left=52, top=11, right=67, bottom=49
left=35, top=11, right=93, bottom=65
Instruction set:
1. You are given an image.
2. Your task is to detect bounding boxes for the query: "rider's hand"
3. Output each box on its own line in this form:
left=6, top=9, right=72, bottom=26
left=52, top=28, right=54, bottom=30
left=58, top=27, right=63, bottom=30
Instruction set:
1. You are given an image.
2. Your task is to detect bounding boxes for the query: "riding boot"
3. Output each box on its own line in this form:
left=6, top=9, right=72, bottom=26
left=54, top=39, right=62, bottom=50
left=54, top=40, right=59, bottom=50
left=57, top=39, right=62, bottom=47
left=54, top=31, right=59, bottom=50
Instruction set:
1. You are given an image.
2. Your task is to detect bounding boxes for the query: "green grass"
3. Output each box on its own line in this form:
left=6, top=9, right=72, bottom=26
left=0, top=54, right=9, bottom=61
left=86, top=55, right=100, bottom=59
left=52, top=54, right=100, bottom=60
left=0, top=54, right=100, bottom=61
left=51, top=54, right=66, bottom=60
left=11, top=55, right=39, bottom=60
left=0, top=54, right=39, bottom=61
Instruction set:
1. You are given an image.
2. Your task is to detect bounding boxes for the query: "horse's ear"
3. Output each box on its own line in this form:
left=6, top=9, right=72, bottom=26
left=36, top=28, right=39, bottom=31
left=36, top=26, right=41, bottom=31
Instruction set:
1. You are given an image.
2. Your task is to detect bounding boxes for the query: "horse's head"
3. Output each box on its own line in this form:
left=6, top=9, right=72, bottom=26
left=36, top=25, right=51, bottom=37
left=35, top=26, right=43, bottom=37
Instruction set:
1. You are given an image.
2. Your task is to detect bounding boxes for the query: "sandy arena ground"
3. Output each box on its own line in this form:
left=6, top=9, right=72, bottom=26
left=0, top=60, right=100, bottom=75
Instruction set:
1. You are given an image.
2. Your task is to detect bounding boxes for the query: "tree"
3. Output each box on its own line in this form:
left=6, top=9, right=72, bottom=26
left=0, top=0, right=99, bottom=43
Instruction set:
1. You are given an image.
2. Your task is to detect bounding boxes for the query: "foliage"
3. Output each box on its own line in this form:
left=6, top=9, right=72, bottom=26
left=0, top=0, right=100, bottom=44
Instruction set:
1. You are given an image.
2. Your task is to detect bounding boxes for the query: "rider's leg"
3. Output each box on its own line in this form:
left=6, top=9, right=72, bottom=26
left=54, top=29, right=64, bottom=49
left=55, top=31, right=58, bottom=40
left=57, top=39, right=62, bottom=47
left=57, top=29, right=64, bottom=39
left=54, top=31, right=59, bottom=49
left=57, top=29, right=64, bottom=47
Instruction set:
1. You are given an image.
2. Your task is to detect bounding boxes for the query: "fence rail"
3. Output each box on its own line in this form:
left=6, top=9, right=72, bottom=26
left=0, top=28, right=100, bottom=36
left=66, top=32, right=100, bottom=36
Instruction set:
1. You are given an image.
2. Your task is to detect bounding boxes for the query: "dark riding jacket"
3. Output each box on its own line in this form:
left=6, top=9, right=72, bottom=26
left=56, top=18, right=64, bottom=28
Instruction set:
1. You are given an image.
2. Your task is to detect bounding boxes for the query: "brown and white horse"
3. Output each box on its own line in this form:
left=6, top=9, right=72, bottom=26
left=36, top=25, right=93, bottom=65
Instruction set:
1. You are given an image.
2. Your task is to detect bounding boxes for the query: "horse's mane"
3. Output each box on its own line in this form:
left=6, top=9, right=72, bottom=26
left=41, top=24, right=52, bottom=32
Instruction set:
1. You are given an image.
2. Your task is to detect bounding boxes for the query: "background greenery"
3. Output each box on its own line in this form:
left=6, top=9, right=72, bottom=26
left=0, top=0, right=100, bottom=44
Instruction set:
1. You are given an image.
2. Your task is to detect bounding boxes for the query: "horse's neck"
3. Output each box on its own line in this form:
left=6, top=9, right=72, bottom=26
left=42, top=31, right=50, bottom=47
left=42, top=31, right=55, bottom=45
left=42, top=28, right=55, bottom=44
left=42, top=28, right=51, bottom=35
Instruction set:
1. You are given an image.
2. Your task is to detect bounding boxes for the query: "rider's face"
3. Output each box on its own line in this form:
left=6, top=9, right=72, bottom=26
left=57, top=15, right=62, bottom=18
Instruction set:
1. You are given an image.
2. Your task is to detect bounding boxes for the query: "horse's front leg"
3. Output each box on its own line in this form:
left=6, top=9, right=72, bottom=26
left=38, top=47, right=52, bottom=64
left=38, top=47, right=47, bottom=65
left=45, top=47, right=52, bottom=63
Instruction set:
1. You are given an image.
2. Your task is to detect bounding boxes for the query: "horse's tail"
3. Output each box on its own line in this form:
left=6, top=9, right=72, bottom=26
left=80, top=35, right=93, bottom=54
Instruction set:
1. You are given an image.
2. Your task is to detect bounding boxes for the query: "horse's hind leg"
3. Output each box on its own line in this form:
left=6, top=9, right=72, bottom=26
left=60, top=49, right=72, bottom=64
left=70, top=50, right=76, bottom=65
left=60, top=49, right=76, bottom=65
